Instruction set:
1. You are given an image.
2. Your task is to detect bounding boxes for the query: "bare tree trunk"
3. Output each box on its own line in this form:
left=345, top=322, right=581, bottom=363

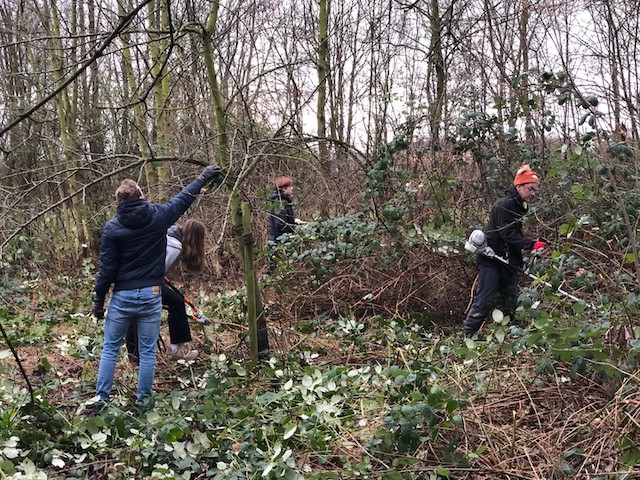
left=317, top=0, right=330, bottom=169
left=201, top=0, right=264, bottom=361
left=428, top=0, right=446, bottom=146
left=317, top=0, right=331, bottom=215
left=44, top=0, right=90, bottom=251
left=144, top=0, right=170, bottom=191
left=519, top=0, right=533, bottom=143
left=120, top=1, right=151, bottom=168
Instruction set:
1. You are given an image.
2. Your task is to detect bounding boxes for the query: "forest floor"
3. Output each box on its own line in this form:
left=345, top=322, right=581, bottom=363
left=4, top=248, right=639, bottom=479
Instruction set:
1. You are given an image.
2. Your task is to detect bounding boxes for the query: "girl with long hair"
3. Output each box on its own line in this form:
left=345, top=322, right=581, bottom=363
left=127, top=219, right=206, bottom=362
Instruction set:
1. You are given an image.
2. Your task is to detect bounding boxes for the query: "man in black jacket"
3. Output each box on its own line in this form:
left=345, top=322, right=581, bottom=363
left=464, top=165, right=547, bottom=336
left=267, top=176, right=299, bottom=242
left=91, top=164, right=220, bottom=408
left=266, top=176, right=305, bottom=274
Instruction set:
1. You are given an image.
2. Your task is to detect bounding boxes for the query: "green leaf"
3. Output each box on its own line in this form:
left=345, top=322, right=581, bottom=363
left=146, top=411, right=161, bottom=424
left=558, top=462, right=574, bottom=475
left=571, top=302, right=585, bottom=314
left=526, top=332, right=543, bottom=346
left=391, top=456, right=420, bottom=466
left=578, top=113, right=589, bottom=125
left=435, top=466, right=451, bottom=477
left=0, top=460, right=16, bottom=475
left=381, top=471, right=404, bottom=480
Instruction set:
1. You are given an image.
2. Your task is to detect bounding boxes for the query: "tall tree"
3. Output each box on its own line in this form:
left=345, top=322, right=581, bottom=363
left=42, top=0, right=90, bottom=248
left=316, top=0, right=330, bottom=174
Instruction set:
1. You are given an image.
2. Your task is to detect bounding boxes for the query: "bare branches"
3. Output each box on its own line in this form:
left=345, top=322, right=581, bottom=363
left=0, top=0, right=154, bottom=140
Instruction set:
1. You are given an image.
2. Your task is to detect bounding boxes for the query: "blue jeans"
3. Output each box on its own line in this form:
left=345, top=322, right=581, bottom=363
left=464, top=262, right=518, bottom=336
left=96, top=286, right=162, bottom=403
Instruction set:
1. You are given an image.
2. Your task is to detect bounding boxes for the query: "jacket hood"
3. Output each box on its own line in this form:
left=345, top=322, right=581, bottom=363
left=167, top=224, right=183, bottom=242
left=116, top=198, right=154, bottom=229
left=504, top=184, right=517, bottom=196
left=504, top=185, right=523, bottom=203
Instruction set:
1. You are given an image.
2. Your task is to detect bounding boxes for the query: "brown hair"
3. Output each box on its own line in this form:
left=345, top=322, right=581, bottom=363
left=275, top=176, right=292, bottom=190
left=115, top=179, right=143, bottom=203
left=181, top=219, right=206, bottom=272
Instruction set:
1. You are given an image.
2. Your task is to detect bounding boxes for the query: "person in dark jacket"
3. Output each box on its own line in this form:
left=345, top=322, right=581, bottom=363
left=266, top=176, right=305, bottom=274
left=91, top=165, right=220, bottom=407
left=463, top=164, right=547, bottom=336
left=267, top=176, right=301, bottom=241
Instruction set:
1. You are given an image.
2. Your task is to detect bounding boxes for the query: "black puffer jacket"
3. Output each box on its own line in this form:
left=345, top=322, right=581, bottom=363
left=267, top=190, right=296, bottom=242
left=93, top=177, right=206, bottom=303
left=480, top=185, right=535, bottom=268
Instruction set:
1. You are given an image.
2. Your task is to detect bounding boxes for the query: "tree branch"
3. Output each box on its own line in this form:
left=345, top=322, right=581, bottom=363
left=0, top=0, right=154, bottom=139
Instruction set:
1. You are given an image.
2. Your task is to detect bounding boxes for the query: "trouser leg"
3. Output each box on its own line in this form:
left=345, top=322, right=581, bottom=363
left=133, top=287, right=162, bottom=403
left=500, top=268, right=519, bottom=322
left=96, top=291, right=131, bottom=403
left=163, top=284, right=191, bottom=345
left=464, top=264, right=501, bottom=336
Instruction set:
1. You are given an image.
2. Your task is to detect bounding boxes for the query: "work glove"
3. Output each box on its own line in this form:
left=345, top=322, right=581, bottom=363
left=92, top=296, right=105, bottom=319
left=198, top=164, right=222, bottom=184
left=532, top=239, right=547, bottom=251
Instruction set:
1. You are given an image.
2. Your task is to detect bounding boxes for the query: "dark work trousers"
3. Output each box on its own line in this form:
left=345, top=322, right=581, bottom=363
left=126, top=284, right=192, bottom=358
left=464, top=262, right=519, bottom=336
left=265, top=240, right=278, bottom=276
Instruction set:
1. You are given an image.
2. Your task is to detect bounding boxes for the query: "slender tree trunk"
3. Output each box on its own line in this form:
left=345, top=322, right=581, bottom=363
left=201, top=0, right=264, bottom=360
left=428, top=0, right=445, bottom=146
left=242, top=202, right=259, bottom=364
left=120, top=2, right=151, bottom=163
left=46, top=0, right=90, bottom=251
left=317, top=0, right=330, bottom=175
left=145, top=0, right=169, bottom=190
left=519, top=0, right=533, bottom=143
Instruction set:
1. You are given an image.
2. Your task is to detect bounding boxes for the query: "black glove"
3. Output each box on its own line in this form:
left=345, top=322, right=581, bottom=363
left=198, top=164, right=222, bottom=184
left=92, top=297, right=105, bottom=319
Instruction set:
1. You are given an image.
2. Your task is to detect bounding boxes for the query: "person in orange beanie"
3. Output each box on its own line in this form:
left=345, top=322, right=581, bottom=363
left=464, top=164, right=546, bottom=336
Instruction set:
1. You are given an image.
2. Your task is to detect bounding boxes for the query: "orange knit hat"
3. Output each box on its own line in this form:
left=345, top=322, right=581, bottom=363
left=513, top=164, right=540, bottom=185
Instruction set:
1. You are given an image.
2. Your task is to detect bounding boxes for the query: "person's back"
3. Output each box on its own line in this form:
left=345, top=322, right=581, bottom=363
left=94, top=177, right=218, bottom=301
left=99, top=196, right=170, bottom=291
left=165, top=225, right=184, bottom=273
left=90, top=165, right=220, bottom=412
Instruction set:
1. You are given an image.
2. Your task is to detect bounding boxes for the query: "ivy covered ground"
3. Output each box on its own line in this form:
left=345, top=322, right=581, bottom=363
left=2, top=123, right=640, bottom=479
left=1, top=226, right=639, bottom=480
